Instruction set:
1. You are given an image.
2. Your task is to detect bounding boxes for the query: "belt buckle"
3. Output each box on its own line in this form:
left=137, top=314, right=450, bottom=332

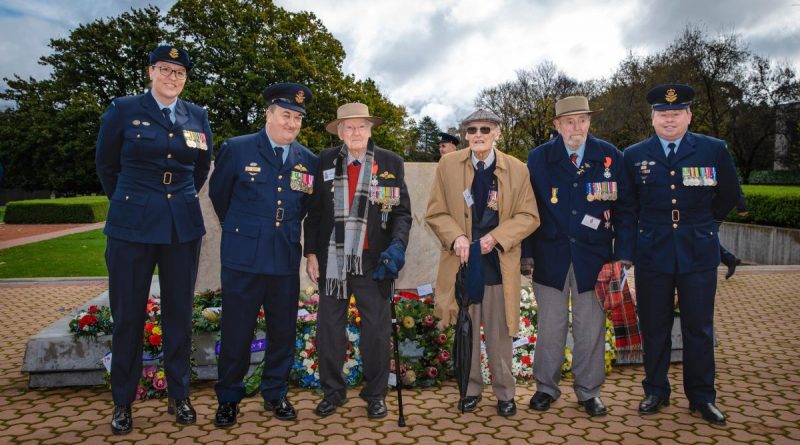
left=671, top=209, right=680, bottom=222
left=276, top=207, right=284, bottom=222
left=162, top=171, right=173, bottom=185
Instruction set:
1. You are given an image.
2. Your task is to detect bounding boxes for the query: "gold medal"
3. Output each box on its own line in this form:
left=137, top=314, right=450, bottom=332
left=550, top=196, right=558, bottom=204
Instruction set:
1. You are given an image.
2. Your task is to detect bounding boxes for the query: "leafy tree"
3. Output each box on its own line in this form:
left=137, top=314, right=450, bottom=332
left=405, top=115, right=440, bottom=161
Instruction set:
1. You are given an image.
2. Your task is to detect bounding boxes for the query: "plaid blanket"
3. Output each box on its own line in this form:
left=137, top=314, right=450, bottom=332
left=595, top=262, right=642, bottom=362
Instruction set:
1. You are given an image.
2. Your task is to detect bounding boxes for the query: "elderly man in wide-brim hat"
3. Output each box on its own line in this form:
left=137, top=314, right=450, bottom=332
left=426, top=109, right=539, bottom=417
left=521, top=95, right=636, bottom=417
left=303, top=102, right=412, bottom=420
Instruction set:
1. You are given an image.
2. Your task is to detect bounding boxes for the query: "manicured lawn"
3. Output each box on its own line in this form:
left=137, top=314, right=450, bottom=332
left=741, top=185, right=800, bottom=196
left=0, top=206, right=5, bottom=222
left=0, top=229, right=108, bottom=278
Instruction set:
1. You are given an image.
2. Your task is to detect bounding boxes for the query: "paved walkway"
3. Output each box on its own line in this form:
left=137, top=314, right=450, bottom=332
left=1, top=268, right=798, bottom=444
left=0, top=222, right=105, bottom=249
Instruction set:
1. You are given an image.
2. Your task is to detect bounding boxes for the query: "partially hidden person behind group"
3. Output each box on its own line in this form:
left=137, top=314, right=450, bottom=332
left=521, top=96, right=636, bottom=417
left=209, top=83, right=319, bottom=428
left=622, top=83, right=742, bottom=426
left=425, top=109, right=540, bottom=417
left=95, top=45, right=212, bottom=435
left=438, top=131, right=460, bottom=158
left=303, top=102, right=412, bottom=420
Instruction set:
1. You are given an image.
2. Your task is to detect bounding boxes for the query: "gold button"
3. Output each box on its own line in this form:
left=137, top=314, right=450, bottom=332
left=125, top=195, right=129, bottom=200
left=277, top=187, right=283, bottom=192
left=277, top=200, right=282, bottom=205
left=169, top=133, right=174, bottom=138
left=275, top=222, right=281, bottom=227
left=671, top=199, right=677, bottom=204
left=278, top=175, right=283, bottom=180
left=670, top=184, right=676, bottom=190
left=672, top=223, right=678, bottom=229
left=167, top=193, right=172, bottom=199
left=251, top=177, right=255, bottom=181
left=195, top=194, right=198, bottom=198
left=235, top=228, right=239, bottom=233
left=670, top=170, right=675, bottom=176
left=136, top=134, right=141, bottom=139
left=167, top=153, right=172, bottom=159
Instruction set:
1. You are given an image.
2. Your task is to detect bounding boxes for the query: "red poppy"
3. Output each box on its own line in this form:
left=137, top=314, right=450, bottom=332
left=521, top=355, right=532, bottom=366
left=88, top=305, right=98, bottom=313
left=149, top=334, right=162, bottom=346
left=144, top=323, right=154, bottom=333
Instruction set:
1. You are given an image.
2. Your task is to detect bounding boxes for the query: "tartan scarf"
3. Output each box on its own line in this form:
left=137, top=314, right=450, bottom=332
left=324, top=141, right=375, bottom=299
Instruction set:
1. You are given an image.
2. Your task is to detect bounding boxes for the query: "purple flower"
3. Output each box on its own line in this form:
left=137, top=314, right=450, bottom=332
left=152, top=376, right=167, bottom=391
left=427, top=366, right=438, bottom=378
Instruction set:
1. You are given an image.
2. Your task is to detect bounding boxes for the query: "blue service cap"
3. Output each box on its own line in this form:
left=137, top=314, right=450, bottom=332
left=149, top=45, right=193, bottom=70
left=262, top=82, right=313, bottom=114
left=647, top=83, right=694, bottom=111
left=438, top=132, right=460, bottom=146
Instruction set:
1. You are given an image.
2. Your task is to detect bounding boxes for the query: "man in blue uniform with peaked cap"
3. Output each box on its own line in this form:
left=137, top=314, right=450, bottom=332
left=623, top=83, right=742, bottom=425
left=209, top=82, right=319, bottom=427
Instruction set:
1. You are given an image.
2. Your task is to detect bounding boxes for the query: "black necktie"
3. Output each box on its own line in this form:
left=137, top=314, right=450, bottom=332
left=667, top=142, right=676, bottom=163
left=274, top=146, right=284, bottom=167
left=161, top=108, right=172, bottom=126
left=351, top=159, right=361, bottom=167
left=477, top=160, right=485, bottom=172
left=570, top=153, right=579, bottom=167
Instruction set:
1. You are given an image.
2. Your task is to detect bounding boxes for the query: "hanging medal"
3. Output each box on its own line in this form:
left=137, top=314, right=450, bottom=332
left=550, top=187, right=558, bottom=204
left=586, top=183, right=594, bottom=202
left=603, top=209, right=612, bottom=229
left=603, top=156, right=612, bottom=179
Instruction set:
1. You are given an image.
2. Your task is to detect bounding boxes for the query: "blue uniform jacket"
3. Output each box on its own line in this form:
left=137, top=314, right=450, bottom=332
left=209, top=130, right=319, bottom=275
left=622, top=132, right=741, bottom=274
left=522, top=134, right=636, bottom=293
left=95, top=92, right=212, bottom=244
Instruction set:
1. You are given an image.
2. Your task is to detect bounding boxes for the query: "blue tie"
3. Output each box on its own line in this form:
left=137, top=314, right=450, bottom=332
left=477, top=161, right=485, bottom=172
left=351, top=159, right=361, bottom=167
left=274, top=146, right=284, bottom=167
left=667, top=142, right=676, bottom=163
left=161, top=108, right=172, bottom=126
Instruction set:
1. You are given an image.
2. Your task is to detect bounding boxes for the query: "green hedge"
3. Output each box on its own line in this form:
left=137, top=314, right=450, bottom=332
left=747, top=170, right=800, bottom=185
left=4, top=196, right=109, bottom=224
left=727, top=185, right=800, bottom=228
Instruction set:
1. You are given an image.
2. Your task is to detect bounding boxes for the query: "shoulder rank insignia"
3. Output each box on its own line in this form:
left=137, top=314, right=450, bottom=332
left=379, top=171, right=395, bottom=179
left=293, top=164, right=308, bottom=172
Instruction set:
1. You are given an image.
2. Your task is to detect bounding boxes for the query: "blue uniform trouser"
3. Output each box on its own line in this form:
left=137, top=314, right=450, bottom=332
left=635, top=267, right=717, bottom=404
left=106, top=235, right=201, bottom=405
left=215, top=267, right=300, bottom=402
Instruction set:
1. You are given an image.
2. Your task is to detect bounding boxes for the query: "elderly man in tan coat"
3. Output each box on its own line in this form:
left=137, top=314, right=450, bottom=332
left=425, top=109, right=539, bottom=417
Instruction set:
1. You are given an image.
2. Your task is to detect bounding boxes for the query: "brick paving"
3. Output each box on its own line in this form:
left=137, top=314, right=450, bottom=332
left=1, top=268, right=798, bottom=444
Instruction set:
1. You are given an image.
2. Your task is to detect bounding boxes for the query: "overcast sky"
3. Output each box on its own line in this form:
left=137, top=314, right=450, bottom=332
left=1, top=0, right=798, bottom=129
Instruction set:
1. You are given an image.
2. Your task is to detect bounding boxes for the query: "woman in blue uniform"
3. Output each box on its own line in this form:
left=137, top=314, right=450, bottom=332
left=95, top=45, right=212, bottom=435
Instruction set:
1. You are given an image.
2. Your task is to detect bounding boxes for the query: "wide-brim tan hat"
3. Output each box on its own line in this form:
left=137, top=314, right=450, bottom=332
left=325, top=102, right=384, bottom=134
left=554, top=96, right=602, bottom=118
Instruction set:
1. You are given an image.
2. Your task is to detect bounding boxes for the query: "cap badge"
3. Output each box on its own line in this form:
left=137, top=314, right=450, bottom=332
left=665, top=88, right=678, bottom=103
left=295, top=90, right=305, bottom=104
left=169, top=48, right=179, bottom=59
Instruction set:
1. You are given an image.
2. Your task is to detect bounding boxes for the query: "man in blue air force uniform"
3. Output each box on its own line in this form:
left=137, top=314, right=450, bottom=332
left=95, top=45, right=212, bottom=435
left=623, top=83, right=741, bottom=425
left=522, top=96, right=635, bottom=417
left=209, top=83, right=319, bottom=427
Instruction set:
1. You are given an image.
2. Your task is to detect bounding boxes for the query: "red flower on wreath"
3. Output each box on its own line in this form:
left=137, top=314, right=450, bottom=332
left=88, top=305, right=98, bottom=314
left=149, top=334, right=162, bottom=346
left=144, top=323, right=154, bottom=333
left=521, top=355, right=532, bottom=366
left=79, top=314, right=97, bottom=329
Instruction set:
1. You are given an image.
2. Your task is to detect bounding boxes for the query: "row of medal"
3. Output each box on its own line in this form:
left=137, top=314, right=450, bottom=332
left=682, top=167, right=717, bottom=186
left=370, top=179, right=400, bottom=229
left=586, top=181, right=618, bottom=201
left=289, top=170, right=314, bottom=194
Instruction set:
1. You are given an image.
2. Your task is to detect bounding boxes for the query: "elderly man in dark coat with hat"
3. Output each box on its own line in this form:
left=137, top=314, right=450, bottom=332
left=438, top=132, right=460, bottom=157
left=623, top=83, right=742, bottom=425
left=209, top=82, right=319, bottom=427
left=521, top=96, right=636, bottom=417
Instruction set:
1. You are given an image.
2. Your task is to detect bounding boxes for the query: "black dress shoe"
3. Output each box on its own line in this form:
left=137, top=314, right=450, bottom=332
left=724, top=257, right=741, bottom=280
left=111, top=404, right=132, bottom=435
left=528, top=391, right=555, bottom=411
left=458, top=395, right=481, bottom=413
left=214, top=402, right=238, bottom=428
left=315, top=398, right=343, bottom=417
left=690, top=402, right=726, bottom=425
left=578, top=397, right=608, bottom=417
left=264, top=397, right=297, bottom=421
left=367, top=399, right=388, bottom=419
left=638, top=395, right=669, bottom=415
left=497, top=399, right=517, bottom=417
left=168, top=398, right=196, bottom=425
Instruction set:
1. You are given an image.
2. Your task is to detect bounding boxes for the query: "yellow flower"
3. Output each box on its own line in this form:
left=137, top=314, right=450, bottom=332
left=152, top=326, right=162, bottom=336
left=402, top=316, right=415, bottom=329
left=156, top=370, right=165, bottom=379
left=202, top=308, right=218, bottom=323
left=305, top=286, right=315, bottom=296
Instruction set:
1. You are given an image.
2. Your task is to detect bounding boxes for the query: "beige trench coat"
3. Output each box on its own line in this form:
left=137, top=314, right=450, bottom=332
left=425, top=149, right=540, bottom=336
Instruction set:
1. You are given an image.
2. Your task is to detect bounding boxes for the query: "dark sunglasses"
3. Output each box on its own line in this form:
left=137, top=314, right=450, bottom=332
left=466, top=126, right=492, bottom=135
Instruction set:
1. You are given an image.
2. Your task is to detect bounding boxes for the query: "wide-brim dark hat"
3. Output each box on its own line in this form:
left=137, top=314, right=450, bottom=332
left=647, top=83, right=694, bottom=111
left=149, top=45, right=194, bottom=70
left=438, top=132, right=460, bottom=145
left=263, top=82, right=313, bottom=114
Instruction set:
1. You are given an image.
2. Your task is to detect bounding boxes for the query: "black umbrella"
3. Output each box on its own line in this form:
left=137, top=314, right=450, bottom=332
left=389, top=280, right=406, bottom=426
left=453, top=263, right=473, bottom=412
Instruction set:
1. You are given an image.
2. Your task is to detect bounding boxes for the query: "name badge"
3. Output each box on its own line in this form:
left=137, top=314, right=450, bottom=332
left=463, top=189, right=474, bottom=207
left=323, top=168, right=335, bottom=182
left=581, top=214, right=601, bottom=230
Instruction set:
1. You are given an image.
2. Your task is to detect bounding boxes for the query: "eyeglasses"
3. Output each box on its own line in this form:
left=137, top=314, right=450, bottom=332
left=466, top=126, right=492, bottom=135
left=152, top=65, right=187, bottom=80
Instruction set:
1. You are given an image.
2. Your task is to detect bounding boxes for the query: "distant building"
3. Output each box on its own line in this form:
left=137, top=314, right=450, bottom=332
left=774, top=101, right=800, bottom=171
